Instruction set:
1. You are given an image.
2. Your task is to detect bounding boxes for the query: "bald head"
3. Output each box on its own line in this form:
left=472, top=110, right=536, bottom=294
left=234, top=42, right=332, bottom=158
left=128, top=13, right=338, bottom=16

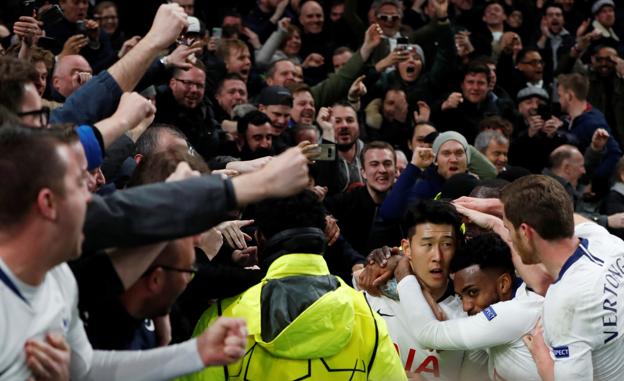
left=300, top=1, right=324, bottom=34
left=549, top=144, right=586, bottom=187
left=52, top=55, right=92, bottom=98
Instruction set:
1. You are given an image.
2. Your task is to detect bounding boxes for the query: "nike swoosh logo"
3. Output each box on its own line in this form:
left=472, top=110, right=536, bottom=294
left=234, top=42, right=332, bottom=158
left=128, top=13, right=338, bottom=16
left=144, top=319, right=155, bottom=332
left=376, top=308, right=395, bottom=317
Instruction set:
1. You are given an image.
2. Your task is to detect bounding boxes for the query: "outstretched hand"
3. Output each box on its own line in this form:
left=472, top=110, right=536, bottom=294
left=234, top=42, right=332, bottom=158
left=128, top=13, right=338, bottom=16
left=361, top=23, right=383, bottom=61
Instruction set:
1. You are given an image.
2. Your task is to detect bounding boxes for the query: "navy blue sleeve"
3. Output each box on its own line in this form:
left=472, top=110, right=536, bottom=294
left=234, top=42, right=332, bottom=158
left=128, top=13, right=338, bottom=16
left=50, top=70, right=122, bottom=125
left=379, top=163, right=422, bottom=221
left=595, top=135, right=622, bottom=179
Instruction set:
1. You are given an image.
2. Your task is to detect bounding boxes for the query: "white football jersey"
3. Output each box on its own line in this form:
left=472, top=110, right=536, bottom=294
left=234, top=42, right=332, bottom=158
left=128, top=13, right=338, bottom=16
left=397, top=276, right=543, bottom=381
left=0, top=259, right=204, bottom=381
left=0, top=260, right=91, bottom=380
left=543, top=222, right=624, bottom=380
left=365, top=284, right=469, bottom=380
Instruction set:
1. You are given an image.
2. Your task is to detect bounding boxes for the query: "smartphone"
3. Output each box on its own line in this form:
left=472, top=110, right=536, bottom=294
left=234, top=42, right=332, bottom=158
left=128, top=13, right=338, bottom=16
left=21, top=0, right=37, bottom=17
left=37, top=36, right=61, bottom=51
left=76, top=20, right=87, bottom=34
left=396, top=37, right=409, bottom=51
left=537, top=104, right=552, bottom=121
left=310, top=144, right=336, bottom=161
left=38, top=5, right=64, bottom=27
left=211, top=27, right=222, bottom=40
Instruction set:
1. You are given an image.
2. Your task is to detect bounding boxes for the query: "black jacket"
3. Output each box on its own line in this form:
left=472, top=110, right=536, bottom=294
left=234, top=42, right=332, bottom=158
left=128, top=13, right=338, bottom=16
left=154, top=86, right=223, bottom=160
left=325, top=186, right=403, bottom=255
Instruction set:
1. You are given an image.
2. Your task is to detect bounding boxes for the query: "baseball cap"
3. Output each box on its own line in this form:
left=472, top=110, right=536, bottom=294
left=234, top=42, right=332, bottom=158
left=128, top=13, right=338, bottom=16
left=258, top=86, right=293, bottom=107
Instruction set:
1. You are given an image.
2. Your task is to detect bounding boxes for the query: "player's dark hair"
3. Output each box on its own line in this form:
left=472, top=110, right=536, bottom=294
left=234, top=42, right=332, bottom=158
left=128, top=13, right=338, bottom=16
left=450, top=233, right=515, bottom=278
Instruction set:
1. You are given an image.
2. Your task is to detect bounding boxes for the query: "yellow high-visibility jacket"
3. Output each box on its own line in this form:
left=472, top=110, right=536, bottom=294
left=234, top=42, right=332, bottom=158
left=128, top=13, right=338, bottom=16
left=178, top=254, right=406, bottom=381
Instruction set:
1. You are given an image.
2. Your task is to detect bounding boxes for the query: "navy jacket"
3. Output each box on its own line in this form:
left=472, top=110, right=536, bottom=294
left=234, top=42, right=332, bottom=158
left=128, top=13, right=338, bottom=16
left=568, top=106, right=622, bottom=180
left=379, top=164, right=445, bottom=221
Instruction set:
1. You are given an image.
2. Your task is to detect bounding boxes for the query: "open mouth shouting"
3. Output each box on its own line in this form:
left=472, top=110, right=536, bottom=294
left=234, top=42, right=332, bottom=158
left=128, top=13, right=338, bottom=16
left=429, top=267, right=445, bottom=281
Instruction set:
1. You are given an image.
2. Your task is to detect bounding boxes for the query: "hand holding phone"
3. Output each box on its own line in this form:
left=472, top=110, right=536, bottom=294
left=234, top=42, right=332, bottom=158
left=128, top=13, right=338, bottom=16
left=309, top=144, right=336, bottom=161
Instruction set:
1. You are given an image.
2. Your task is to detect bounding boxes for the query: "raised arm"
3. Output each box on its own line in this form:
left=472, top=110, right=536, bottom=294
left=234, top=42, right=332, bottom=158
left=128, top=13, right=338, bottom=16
left=107, top=4, right=188, bottom=92
left=255, top=18, right=289, bottom=68
left=92, top=92, right=155, bottom=148
left=51, top=4, right=188, bottom=125
left=84, top=147, right=309, bottom=253
left=310, top=24, right=382, bottom=108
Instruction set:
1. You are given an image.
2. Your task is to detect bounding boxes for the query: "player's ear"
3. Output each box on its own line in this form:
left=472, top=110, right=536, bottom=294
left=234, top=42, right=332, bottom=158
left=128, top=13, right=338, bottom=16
left=497, top=272, right=513, bottom=297
left=401, top=238, right=411, bottom=256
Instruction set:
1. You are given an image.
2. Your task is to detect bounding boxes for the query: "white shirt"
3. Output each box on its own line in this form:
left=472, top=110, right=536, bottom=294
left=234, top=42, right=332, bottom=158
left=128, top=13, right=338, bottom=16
left=397, top=276, right=543, bottom=381
left=365, top=285, right=475, bottom=380
left=543, top=222, right=624, bottom=380
left=0, top=259, right=203, bottom=381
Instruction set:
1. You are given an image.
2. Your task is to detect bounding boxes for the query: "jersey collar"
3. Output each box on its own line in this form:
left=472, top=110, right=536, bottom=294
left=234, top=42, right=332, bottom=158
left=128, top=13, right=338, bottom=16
left=553, top=238, right=591, bottom=284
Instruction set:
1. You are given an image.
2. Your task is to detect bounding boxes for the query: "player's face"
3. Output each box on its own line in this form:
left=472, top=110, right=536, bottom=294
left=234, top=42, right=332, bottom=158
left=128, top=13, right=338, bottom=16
left=405, top=223, right=456, bottom=293
left=57, top=142, right=91, bottom=261
left=503, top=215, right=540, bottom=265
left=453, top=265, right=502, bottom=315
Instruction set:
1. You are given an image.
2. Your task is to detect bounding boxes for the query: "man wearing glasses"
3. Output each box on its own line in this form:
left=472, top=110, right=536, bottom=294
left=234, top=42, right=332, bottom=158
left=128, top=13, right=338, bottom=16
left=373, top=0, right=403, bottom=48
left=497, top=47, right=551, bottom=103
left=83, top=235, right=200, bottom=350
left=154, top=61, right=223, bottom=160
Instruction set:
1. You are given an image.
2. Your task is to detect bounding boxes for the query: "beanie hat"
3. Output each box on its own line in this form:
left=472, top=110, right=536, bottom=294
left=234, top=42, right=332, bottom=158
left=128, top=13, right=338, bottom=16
left=410, top=44, right=426, bottom=68
left=432, top=131, right=471, bottom=163
left=77, top=125, right=103, bottom=171
left=592, top=0, right=615, bottom=14
left=516, top=86, right=549, bottom=103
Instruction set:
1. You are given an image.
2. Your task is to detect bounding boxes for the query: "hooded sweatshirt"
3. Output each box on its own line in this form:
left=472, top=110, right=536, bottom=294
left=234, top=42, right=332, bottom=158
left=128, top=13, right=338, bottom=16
left=179, top=253, right=406, bottom=381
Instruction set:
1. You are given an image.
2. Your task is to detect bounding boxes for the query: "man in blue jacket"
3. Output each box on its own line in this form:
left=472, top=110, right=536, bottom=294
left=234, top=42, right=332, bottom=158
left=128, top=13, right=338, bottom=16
left=557, top=72, right=622, bottom=183
left=379, top=131, right=470, bottom=221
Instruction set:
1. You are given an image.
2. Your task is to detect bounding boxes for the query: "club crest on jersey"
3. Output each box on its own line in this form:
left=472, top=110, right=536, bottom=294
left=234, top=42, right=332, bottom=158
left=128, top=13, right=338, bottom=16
left=552, top=346, right=570, bottom=358
left=483, top=306, right=497, bottom=321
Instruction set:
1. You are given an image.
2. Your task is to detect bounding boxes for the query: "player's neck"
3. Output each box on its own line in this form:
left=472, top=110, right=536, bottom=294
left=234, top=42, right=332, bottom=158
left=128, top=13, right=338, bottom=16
left=539, top=236, right=581, bottom=280
left=423, top=281, right=449, bottom=302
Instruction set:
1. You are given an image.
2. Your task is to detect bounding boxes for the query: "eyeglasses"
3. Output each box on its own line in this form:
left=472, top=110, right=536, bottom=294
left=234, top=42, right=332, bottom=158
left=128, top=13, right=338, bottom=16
left=16, top=106, right=50, bottom=127
left=173, top=78, right=205, bottom=90
left=520, top=59, right=544, bottom=66
left=377, top=14, right=401, bottom=22
left=154, top=264, right=198, bottom=280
